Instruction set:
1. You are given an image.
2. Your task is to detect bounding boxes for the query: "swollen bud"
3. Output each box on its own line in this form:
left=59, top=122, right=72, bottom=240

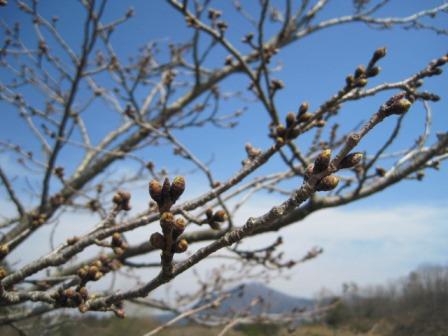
left=149, top=180, right=162, bottom=204
left=285, top=112, right=296, bottom=128
left=0, top=244, right=9, bottom=258
left=150, top=232, right=165, bottom=250
left=298, top=102, right=309, bottom=118
left=212, top=210, right=227, bottom=223
left=313, top=149, right=332, bottom=174
left=316, top=175, right=340, bottom=191
left=339, top=152, right=363, bottom=169
left=381, top=93, right=413, bottom=116
left=174, top=239, right=188, bottom=253
left=170, top=176, right=185, bottom=203
left=372, top=47, right=387, bottom=63
left=160, top=212, right=175, bottom=233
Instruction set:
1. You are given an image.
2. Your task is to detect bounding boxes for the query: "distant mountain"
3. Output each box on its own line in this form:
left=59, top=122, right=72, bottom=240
left=198, top=282, right=314, bottom=316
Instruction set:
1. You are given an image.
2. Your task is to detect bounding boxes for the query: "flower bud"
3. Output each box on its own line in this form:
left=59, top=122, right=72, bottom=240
left=111, top=232, right=122, bottom=247
left=150, top=232, right=165, bottom=250
left=367, top=66, right=381, bottom=77
left=372, top=47, right=387, bottom=63
left=161, top=177, right=172, bottom=206
left=170, top=176, right=185, bottom=203
left=285, top=112, right=296, bottom=128
left=298, top=102, right=309, bottom=118
left=175, top=239, right=188, bottom=253
left=354, top=65, right=366, bottom=78
left=316, top=175, right=340, bottom=191
left=113, top=247, right=124, bottom=256
left=213, top=210, right=227, bottom=223
left=297, top=112, right=313, bottom=123
left=275, top=124, right=286, bottom=138
left=381, top=93, right=412, bottom=116
left=149, top=179, right=162, bottom=203
left=0, top=267, right=7, bottom=280
left=376, top=167, right=386, bottom=177
left=313, top=149, right=332, bottom=174
left=0, top=244, right=9, bottom=258
left=339, top=152, right=363, bottom=169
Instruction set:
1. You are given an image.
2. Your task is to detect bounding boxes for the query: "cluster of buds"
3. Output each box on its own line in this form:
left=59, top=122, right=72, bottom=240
left=272, top=103, right=315, bottom=146
left=53, top=287, right=89, bottom=308
left=30, top=212, right=46, bottom=228
left=77, top=256, right=121, bottom=285
left=205, top=208, right=227, bottom=230
left=149, top=176, right=185, bottom=212
left=111, top=232, right=128, bottom=256
left=379, top=92, right=413, bottom=117
left=150, top=213, right=188, bottom=253
left=149, top=176, right=188, bottom=256
left=112, top=190, right=131, bottom=211
left=242, top=143, right=261, bottom=166
left=427, top=53, right=448, bottom=76
left=305, top=149, right=364, bottom=192
left=346, top=47, right=386, bottom=89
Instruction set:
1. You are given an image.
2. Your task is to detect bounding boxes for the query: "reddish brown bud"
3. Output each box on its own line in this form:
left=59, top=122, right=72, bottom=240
left=205, top=208, right=213, bottom=219
left=316, top=175, right=339, bottom=191
left=150, top=232, right=165, bottom=250
left=149, top=179, right=162, bottom=204
left=212, top=210, right=227, bottom=223
left=339, top=152, right=363, bottom=169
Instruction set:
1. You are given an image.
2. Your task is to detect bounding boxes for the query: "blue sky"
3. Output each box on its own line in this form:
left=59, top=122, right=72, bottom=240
left=1, top=1, right=447, bottom=298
